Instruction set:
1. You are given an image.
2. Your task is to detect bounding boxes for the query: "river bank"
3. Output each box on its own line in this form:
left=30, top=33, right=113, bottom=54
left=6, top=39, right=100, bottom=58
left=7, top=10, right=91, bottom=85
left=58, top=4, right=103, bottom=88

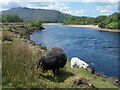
left=42, top=23, right=120, bottom=32
left=62, top=25, right=120, bottom=33
left=42, top=23, right=62, bottom=25
left=1, top=23, right=119, bottom=88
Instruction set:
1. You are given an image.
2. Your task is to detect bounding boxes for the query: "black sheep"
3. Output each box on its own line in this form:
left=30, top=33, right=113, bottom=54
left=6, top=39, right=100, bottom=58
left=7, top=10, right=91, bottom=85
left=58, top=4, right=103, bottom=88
left=36, top=47, right=67, bottom=77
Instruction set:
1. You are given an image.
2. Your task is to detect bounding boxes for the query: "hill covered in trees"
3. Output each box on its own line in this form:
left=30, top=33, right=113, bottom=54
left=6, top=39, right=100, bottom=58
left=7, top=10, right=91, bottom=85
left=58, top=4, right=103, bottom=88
left=63, top=12, right=120, bottom=29
left=2, top=7, right=71, bottom=21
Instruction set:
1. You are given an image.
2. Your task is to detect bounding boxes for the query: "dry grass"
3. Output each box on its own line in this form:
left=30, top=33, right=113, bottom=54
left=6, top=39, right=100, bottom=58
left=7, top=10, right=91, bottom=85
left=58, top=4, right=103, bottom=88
left=2, top=31, right=12, bottom=42
left=2, top=41, right=42, bottom=88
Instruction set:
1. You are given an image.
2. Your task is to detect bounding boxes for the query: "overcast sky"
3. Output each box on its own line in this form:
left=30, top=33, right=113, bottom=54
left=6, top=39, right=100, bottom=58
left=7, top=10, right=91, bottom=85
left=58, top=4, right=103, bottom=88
left=0, top=0, right=119, bottom=17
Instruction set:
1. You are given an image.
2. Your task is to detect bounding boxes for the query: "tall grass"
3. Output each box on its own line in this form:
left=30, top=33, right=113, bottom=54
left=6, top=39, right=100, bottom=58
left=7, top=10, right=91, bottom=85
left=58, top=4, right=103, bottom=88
left=2, top=41, right=42, bottom=88
left=2, top=31, right=12, bottom=41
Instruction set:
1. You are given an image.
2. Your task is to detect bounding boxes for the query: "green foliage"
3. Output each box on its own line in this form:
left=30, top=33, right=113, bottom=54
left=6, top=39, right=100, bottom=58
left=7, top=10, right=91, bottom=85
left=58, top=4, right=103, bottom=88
left=2, top=15, right=23, bottom=22
left=63, top=12, right=119, bottom=29
left=42, top=19, right=63, bottom=23
left=63, top=16, right=96, bottom=25
left=2, top=21, right=43, bottom=39
left=98, top=12, right=119, bottom=29
left=94, top=15, right=107, bottom=23
left=27, top=20, right=42, bottom=28
left=105, top=22, right=118, bottom=29
left=99, top=21, right=107, bottom=28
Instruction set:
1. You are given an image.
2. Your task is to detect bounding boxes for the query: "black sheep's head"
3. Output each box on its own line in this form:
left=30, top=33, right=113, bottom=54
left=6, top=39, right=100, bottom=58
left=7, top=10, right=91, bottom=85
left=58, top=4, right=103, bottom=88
left=36, top=56, right=45, bottom=69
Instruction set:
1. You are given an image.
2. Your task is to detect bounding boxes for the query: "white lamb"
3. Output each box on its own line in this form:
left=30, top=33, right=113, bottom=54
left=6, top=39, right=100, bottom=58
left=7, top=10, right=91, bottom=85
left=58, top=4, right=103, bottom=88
left=71, top=57, right=89, bottom=69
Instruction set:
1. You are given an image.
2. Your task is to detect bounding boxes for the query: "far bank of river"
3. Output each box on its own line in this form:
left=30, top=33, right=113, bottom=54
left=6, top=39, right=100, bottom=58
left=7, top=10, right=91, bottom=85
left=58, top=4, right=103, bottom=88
left=42, top=23, right=120, bottom=33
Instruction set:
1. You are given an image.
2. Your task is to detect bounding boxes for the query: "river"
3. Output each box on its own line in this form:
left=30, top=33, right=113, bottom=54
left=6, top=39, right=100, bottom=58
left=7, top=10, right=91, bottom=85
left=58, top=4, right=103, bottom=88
left=30, top=24, right=119, bottom=79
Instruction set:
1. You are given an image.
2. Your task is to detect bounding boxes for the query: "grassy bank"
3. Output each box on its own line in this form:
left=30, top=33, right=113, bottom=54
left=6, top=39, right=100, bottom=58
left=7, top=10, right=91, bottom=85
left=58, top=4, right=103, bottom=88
left=1, top=23, right=119, bottom=88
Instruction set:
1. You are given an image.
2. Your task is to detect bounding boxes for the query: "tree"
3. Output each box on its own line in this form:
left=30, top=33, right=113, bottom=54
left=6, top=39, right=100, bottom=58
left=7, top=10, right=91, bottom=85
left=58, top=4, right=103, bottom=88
left=2, top=15, right=23, bottom=22
left=98, top=12, right=119, bottom=29
left=95, top=15, right=107, bottom=23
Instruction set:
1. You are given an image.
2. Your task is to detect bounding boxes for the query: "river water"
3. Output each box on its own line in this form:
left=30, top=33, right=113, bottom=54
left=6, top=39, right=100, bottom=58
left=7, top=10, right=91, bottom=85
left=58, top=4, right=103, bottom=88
left=30, top=24, right=119, bottom=79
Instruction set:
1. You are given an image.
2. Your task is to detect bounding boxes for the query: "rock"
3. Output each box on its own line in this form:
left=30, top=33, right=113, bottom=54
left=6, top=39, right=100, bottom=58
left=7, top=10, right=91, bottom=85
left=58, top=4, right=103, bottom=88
left=94, top=72, right=108, bottom=78
left=87, top=66, right=95, bottom=74
left=72, top=76, right=95, bottom=88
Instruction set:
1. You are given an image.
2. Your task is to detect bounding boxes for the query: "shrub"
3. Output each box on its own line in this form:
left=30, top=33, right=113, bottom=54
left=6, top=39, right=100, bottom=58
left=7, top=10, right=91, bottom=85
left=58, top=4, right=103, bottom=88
left=2, top=31, right=12, bottom=41
left=105, top=22, right=118, bottom=29
left=2, top=15, right=23, bottom=22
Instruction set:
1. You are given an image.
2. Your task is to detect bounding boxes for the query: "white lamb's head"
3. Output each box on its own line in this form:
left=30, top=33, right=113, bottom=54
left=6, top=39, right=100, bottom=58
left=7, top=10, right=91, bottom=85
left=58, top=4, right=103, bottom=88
left=82, top=63, right=89, bottom=69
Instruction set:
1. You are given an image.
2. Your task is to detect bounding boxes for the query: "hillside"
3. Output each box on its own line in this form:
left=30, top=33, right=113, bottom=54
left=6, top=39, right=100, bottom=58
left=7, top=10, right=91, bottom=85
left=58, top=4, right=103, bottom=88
left=2, top=7, right=71, bottom=21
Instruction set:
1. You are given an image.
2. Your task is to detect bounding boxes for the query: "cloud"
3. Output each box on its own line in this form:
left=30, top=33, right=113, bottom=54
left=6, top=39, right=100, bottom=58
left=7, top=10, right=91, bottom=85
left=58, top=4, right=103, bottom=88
left=65, top=9, right=87, bottom=16
left=0, top=1, right=118, bottom=16
left=96, top=3, right=118, bottom=15
left=33, top=2, right=86, bottom=16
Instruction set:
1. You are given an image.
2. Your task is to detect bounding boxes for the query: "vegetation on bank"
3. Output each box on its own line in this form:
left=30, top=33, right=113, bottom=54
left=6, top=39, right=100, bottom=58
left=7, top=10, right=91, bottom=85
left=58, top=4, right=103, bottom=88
left=1, top=23, right=119, bottom=88
left=63, top=16, right=97, bottom=25
left=1, top=20, right=44, bottom=39
left=0, top=15, right=23, bottom=22
left=99, top=12, right=119, bottom=29
left=63, top=12, right=120, bottom=29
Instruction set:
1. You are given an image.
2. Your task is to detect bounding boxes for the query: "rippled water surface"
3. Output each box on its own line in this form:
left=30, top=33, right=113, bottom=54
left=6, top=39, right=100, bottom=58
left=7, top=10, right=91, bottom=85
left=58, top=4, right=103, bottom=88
left=30, top=24, right=119, bottom=79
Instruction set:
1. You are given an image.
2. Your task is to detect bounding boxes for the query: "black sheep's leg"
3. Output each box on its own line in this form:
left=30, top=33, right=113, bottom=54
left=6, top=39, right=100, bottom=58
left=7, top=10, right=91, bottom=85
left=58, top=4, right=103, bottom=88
left=56, top=68, right=59, bottom=77
left=52, top=69, right=56, bottom=77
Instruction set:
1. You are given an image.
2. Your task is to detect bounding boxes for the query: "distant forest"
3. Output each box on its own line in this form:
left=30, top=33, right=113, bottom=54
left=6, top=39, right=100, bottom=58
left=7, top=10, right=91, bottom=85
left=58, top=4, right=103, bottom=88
left=63, top=12, right=120, bottom=29
left=1, top=12, right=119, bottom=29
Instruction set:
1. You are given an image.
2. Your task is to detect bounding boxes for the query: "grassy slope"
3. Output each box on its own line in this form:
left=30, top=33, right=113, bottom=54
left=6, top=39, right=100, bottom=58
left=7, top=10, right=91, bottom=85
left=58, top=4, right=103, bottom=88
left=1, top=24, right=118, bottom=88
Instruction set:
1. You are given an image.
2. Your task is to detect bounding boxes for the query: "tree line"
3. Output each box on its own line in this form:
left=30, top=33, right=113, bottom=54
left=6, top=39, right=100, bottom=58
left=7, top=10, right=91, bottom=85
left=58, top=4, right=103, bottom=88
left=63, top=12, right=120, bottom=29
left=1, top=15, right=23, bottom=22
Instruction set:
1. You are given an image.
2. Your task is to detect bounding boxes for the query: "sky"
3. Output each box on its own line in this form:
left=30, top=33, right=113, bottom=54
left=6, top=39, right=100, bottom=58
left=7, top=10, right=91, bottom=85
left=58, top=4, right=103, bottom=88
left=0, top=0, right=119, bottom=17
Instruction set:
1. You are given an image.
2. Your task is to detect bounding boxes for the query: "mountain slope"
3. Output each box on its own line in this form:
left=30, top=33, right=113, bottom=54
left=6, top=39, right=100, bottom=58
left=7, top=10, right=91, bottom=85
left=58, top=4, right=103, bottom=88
left=2, top=7, right=71, bottom=21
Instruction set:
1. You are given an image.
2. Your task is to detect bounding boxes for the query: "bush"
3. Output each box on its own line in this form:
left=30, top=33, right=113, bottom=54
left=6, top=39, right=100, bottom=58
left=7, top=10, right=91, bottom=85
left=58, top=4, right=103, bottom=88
left=26, top=20, right=42, bottom=28
left=105, top=22, right=118, bottom=29
left=2, top=31, right=12, bottom=41
left=2, top=15, right=23, bottom=22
